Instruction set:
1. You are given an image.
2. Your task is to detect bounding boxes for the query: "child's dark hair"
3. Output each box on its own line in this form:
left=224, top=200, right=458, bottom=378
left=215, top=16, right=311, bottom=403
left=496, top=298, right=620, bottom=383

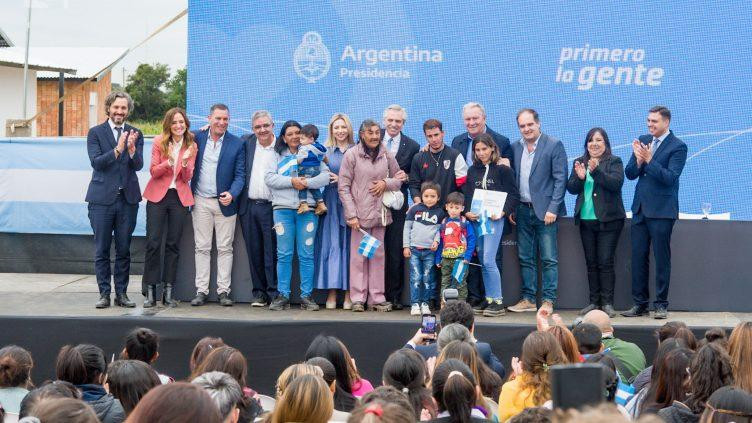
left=0, top=345, right=33, bottom=388
left=421, top=181, right=441, bottom=197
left=301, top=124, right=319, bottom=141
left=124, top=327, right=159, bottom=364
left=431, top=359, right=479, bottom=423
left=55, top=344, right=107, bottom=385
left=572, top=323, right=603, bottom=355
left=382, top=349, right=436, bottom=419
left=446, top=192, right=465, bottom=206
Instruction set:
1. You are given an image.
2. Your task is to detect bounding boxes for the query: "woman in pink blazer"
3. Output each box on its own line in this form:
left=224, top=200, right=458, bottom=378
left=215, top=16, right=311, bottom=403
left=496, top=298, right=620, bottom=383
left=142, top=107, right=197, bottom=307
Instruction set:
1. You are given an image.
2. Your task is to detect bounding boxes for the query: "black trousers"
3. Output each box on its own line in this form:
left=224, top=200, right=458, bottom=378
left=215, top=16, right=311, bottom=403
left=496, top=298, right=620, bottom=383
left=143, top=189, right=189, bottom=289
left=384, top=204, right=408, bottom=305
left=579, top=219, right=624, bottom=306
left=88, top=193, right=138, bottom=296
left=631, top=214, right=675, bottom=309
left=240, top=200, right=277, bottom=301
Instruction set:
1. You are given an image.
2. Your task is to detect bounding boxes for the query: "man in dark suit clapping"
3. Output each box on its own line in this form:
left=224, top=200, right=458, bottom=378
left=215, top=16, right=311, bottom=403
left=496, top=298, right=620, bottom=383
left=622, top=106, right=687, bottom=320
left=85, top=91, right=143, bottom=309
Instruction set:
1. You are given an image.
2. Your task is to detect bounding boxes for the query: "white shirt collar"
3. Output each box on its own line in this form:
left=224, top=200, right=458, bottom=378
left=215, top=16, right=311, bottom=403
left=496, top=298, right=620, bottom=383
left=383, top=131, right=402, bottom=144
left=257, top=135, right=276, bottom=150
left=654, top=130, right=670, bottom=142
left=108, top=119, right=124, bottom=130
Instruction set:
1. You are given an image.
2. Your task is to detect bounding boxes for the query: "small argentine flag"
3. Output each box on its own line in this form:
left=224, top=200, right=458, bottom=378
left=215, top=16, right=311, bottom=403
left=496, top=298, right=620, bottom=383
left=451, top=260, right=468, bottom=284
left=615, top=379, right=635, bottom=406
left=357, top=229, right=381, bottom=259
left=478, top=211, right=494, bottom=236
left=278, top=155, right=298, bottom=176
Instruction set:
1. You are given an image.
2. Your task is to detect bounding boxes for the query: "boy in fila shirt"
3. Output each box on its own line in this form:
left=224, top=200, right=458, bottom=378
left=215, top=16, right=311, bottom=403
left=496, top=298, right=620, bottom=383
left=403, top=181, right=445, bottom=316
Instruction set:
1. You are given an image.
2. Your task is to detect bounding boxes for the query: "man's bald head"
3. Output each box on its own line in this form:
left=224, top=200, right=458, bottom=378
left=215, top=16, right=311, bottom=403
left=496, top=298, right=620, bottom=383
left=583, top=310, right=613, bottom=335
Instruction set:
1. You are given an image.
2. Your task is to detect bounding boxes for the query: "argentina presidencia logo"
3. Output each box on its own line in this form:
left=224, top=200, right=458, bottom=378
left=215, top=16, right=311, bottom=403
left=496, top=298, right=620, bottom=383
left=294, top=32, right=331, bottom=83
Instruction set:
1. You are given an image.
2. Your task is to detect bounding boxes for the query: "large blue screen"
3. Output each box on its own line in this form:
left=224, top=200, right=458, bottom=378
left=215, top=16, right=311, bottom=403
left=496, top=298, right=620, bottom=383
left=187, top=1, right=752, bottom=220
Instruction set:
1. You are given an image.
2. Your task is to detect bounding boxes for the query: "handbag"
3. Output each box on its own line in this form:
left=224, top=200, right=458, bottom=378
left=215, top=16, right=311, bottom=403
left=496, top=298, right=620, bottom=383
left=381, top=168, right=404, bottom=211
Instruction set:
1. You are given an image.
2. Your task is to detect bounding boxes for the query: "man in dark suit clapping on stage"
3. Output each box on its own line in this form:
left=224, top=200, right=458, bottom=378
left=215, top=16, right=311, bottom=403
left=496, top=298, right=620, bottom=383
left=86, top=91, right=143, bottom=309
left=622, top=106, right=687, bottom=320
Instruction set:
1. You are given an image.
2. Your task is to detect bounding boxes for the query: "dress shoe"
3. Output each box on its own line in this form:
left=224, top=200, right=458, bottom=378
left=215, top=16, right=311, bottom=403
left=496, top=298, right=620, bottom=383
left=621, top=305, right=649, bottom=317
left=162, top=284, right=178, bottom=308
left=95, top=294, right=110, bottom=309
left=654, top=306, right=668, bottom=319
left=579, top=303, right=598, bottom=316
left=602, top=304, right=616, bottom=318
left=218, top=292, right=234, bottom=307
left=191, top=292, right=208, bottom=306
left=143, top=285, right=157, bottom=308
left=115, top=293, right=136, bottom=308
left=392, top=302, right=404, bottom=311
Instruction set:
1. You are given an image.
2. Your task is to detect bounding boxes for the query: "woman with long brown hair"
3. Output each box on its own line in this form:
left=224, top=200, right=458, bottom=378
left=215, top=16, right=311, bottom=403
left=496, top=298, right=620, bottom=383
left=729, top=321, right=752, bottom=393
left=142, top=107, right=197, bottom=308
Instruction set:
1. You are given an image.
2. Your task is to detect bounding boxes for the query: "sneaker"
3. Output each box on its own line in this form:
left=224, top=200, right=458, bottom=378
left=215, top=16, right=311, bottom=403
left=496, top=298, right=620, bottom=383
left=483, top=300, right=506, bottom=317
left=472, top=299, right=488, bottom=315
left=507, top=299, right=537, bottom=313
left=314, top=201, right=328, bottom=216
left=218, top=292, right=234, bottom=307
left=352, top=302, right=365, bottom=312
left=654, top=306, right=668, bottom=320
left=420, top=302, right=431, bottom=315
left=368, top=302, right=393, bottom=312
left=300, top=296, right=320, bottom=311
left=297, top=202, right=310, bottom=214
left=539, top=300, right=554, bottom=314
left=269, top=295, right=290, bottom=311
left=190, top=292, right=207, bottom=307
left=250, top=295, right=267, bottom=307
left=410, top=303, right=421, bottom=316
left=343, top=298, right=353, bottom=310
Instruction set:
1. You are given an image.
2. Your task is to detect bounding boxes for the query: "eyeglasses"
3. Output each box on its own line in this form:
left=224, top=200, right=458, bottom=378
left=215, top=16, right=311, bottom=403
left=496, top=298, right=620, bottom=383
left=253, top=123, right=272, bottom=130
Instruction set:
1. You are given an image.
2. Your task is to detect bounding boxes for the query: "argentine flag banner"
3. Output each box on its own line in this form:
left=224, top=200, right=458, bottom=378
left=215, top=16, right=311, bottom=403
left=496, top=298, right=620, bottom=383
left=357, top=229, right=381, bottom=259
left=277, top=155, right=298, bottom=176
left=451, top=260, right=468, bottom=284
left=478, top=211, right=494, bottom=236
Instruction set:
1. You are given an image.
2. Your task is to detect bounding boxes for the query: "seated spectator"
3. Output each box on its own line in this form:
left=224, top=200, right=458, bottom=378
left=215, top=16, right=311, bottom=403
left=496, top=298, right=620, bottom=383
left=673, top=327, right=698, bottom=351
left=381, top=349, right=436, bottom=420
left=105, top=360, right=160, bottom=416
left=305, top=335, right=361, bottom=411
left=627, top=338, right=689, bottom=417
left=633, top=322, right=691, bottom=392
left=265, top=374, right=333, bottom=423
left=729, top=321, right=752, bottom=393
left=536, top=309, right=582, bottom=363
left=306, top=357, right=351, bottom=422
left=699, top=386, right=752, bottom=422
left=274, top=363, right=323, bottom=398
left=189, top=336, right=226, bottom=373
left=572, top=323, right=604, bottom=356
left=584, top=353, right=622, bottom=401
left=405, top=300, right=506, bottom=379
left=0, top=345, right=34, bottom=414
left=437, top=340, right=503, bottom=404
left=121, top=328, right=172, bottom=383
left=125, top=382, right=222, bottom=423
left=554, top=403, right=633, bottom=423
left=189, top=346, right=262, bottom=422
left=437, top=323, right=473, bottom=350
left=55, top=344, right=125, bottom=423
left=583, top=309, right=647, bottom=382
left=428, top=358, right=491, bottom=422
left=347, top=399, right=415, bottom=423
left=699, top=327, right=728, bottom=350
left=24, top=397, right=99, bottom=423
left=192, top=371, right=243, bottom=423
left=19, top=380, right=80, bottom=419
left=659, top=343, right=734, bottom=423
left=507, top=407, right=552, bottom=423
left=640, top=348, right=693, bottom=416
left=498, top=331, right=566, bottom=422
left=359, top=385, right=415, bottom=415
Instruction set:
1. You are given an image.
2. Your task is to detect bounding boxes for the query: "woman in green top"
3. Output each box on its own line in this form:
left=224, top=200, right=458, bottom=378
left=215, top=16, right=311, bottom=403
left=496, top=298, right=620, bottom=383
left=567, top=128, right=626, bottom=318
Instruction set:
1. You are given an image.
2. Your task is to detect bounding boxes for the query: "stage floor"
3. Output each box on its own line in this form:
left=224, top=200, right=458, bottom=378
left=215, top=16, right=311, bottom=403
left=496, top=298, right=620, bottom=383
left=1, top=273, right=749, bottom=328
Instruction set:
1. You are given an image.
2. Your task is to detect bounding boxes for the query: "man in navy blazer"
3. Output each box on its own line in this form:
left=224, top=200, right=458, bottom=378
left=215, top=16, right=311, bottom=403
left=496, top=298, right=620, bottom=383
left=86, top=91, right=143, bottom=309
left=238, top=110, right=278, bottom=307
left=190, top=103, right=246, bottom=307
left=508, top=109, right=568, bottom=315
left=622, top=106, right=687, bottom=319
left=381, top=105, right=420, bottom=309
left=404, top=300, right=505, bottom=379
left=451, top=102, right=513, bottom=309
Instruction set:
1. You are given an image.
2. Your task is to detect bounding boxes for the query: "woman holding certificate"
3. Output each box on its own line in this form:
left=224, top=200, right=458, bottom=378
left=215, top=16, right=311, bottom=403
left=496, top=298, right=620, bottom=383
left=566, top=127, right=625, bottom=318
left=463, top=134, right=519, bottom=316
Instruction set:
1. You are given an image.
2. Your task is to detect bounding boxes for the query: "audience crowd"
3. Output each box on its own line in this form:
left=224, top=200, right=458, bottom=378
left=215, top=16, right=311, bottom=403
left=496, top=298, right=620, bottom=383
left=1, top=304, right=751, bottom=423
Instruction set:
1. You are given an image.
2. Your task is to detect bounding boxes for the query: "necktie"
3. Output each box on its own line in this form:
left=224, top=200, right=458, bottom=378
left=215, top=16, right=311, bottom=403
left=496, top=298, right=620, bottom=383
left=650, top=138, right=658, bottom=152
left=115, top=127, right=122, bottom=142
left=387, top=138, right=394, bottom=152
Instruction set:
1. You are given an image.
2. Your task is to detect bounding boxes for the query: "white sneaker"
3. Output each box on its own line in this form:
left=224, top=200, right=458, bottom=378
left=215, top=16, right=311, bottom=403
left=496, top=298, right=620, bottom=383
left=410, top=303, right=421, bottom=316
left=421, top=302, right=431, bottom=315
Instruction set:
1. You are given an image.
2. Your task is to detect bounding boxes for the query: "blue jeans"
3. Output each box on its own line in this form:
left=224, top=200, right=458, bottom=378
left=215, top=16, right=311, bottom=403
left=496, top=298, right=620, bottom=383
left=298, top=165, right=323, bottom=202
left=476, top=218, right=504, bottom=301
left=409, top=248, right=436, bottom=304
left=516, top=204, right=559, bottom=303
left=274, top=208, right=318, bottom=298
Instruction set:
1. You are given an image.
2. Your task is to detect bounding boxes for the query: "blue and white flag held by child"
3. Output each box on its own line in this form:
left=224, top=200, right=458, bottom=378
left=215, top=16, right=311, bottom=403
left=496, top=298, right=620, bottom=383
left=358, top=229, right=382, bottom=259
left=451, top=260, right=468, bottom=284
left=277, top=155, right=298, bottom=176
left=478, top=211, right=494, bottom=236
